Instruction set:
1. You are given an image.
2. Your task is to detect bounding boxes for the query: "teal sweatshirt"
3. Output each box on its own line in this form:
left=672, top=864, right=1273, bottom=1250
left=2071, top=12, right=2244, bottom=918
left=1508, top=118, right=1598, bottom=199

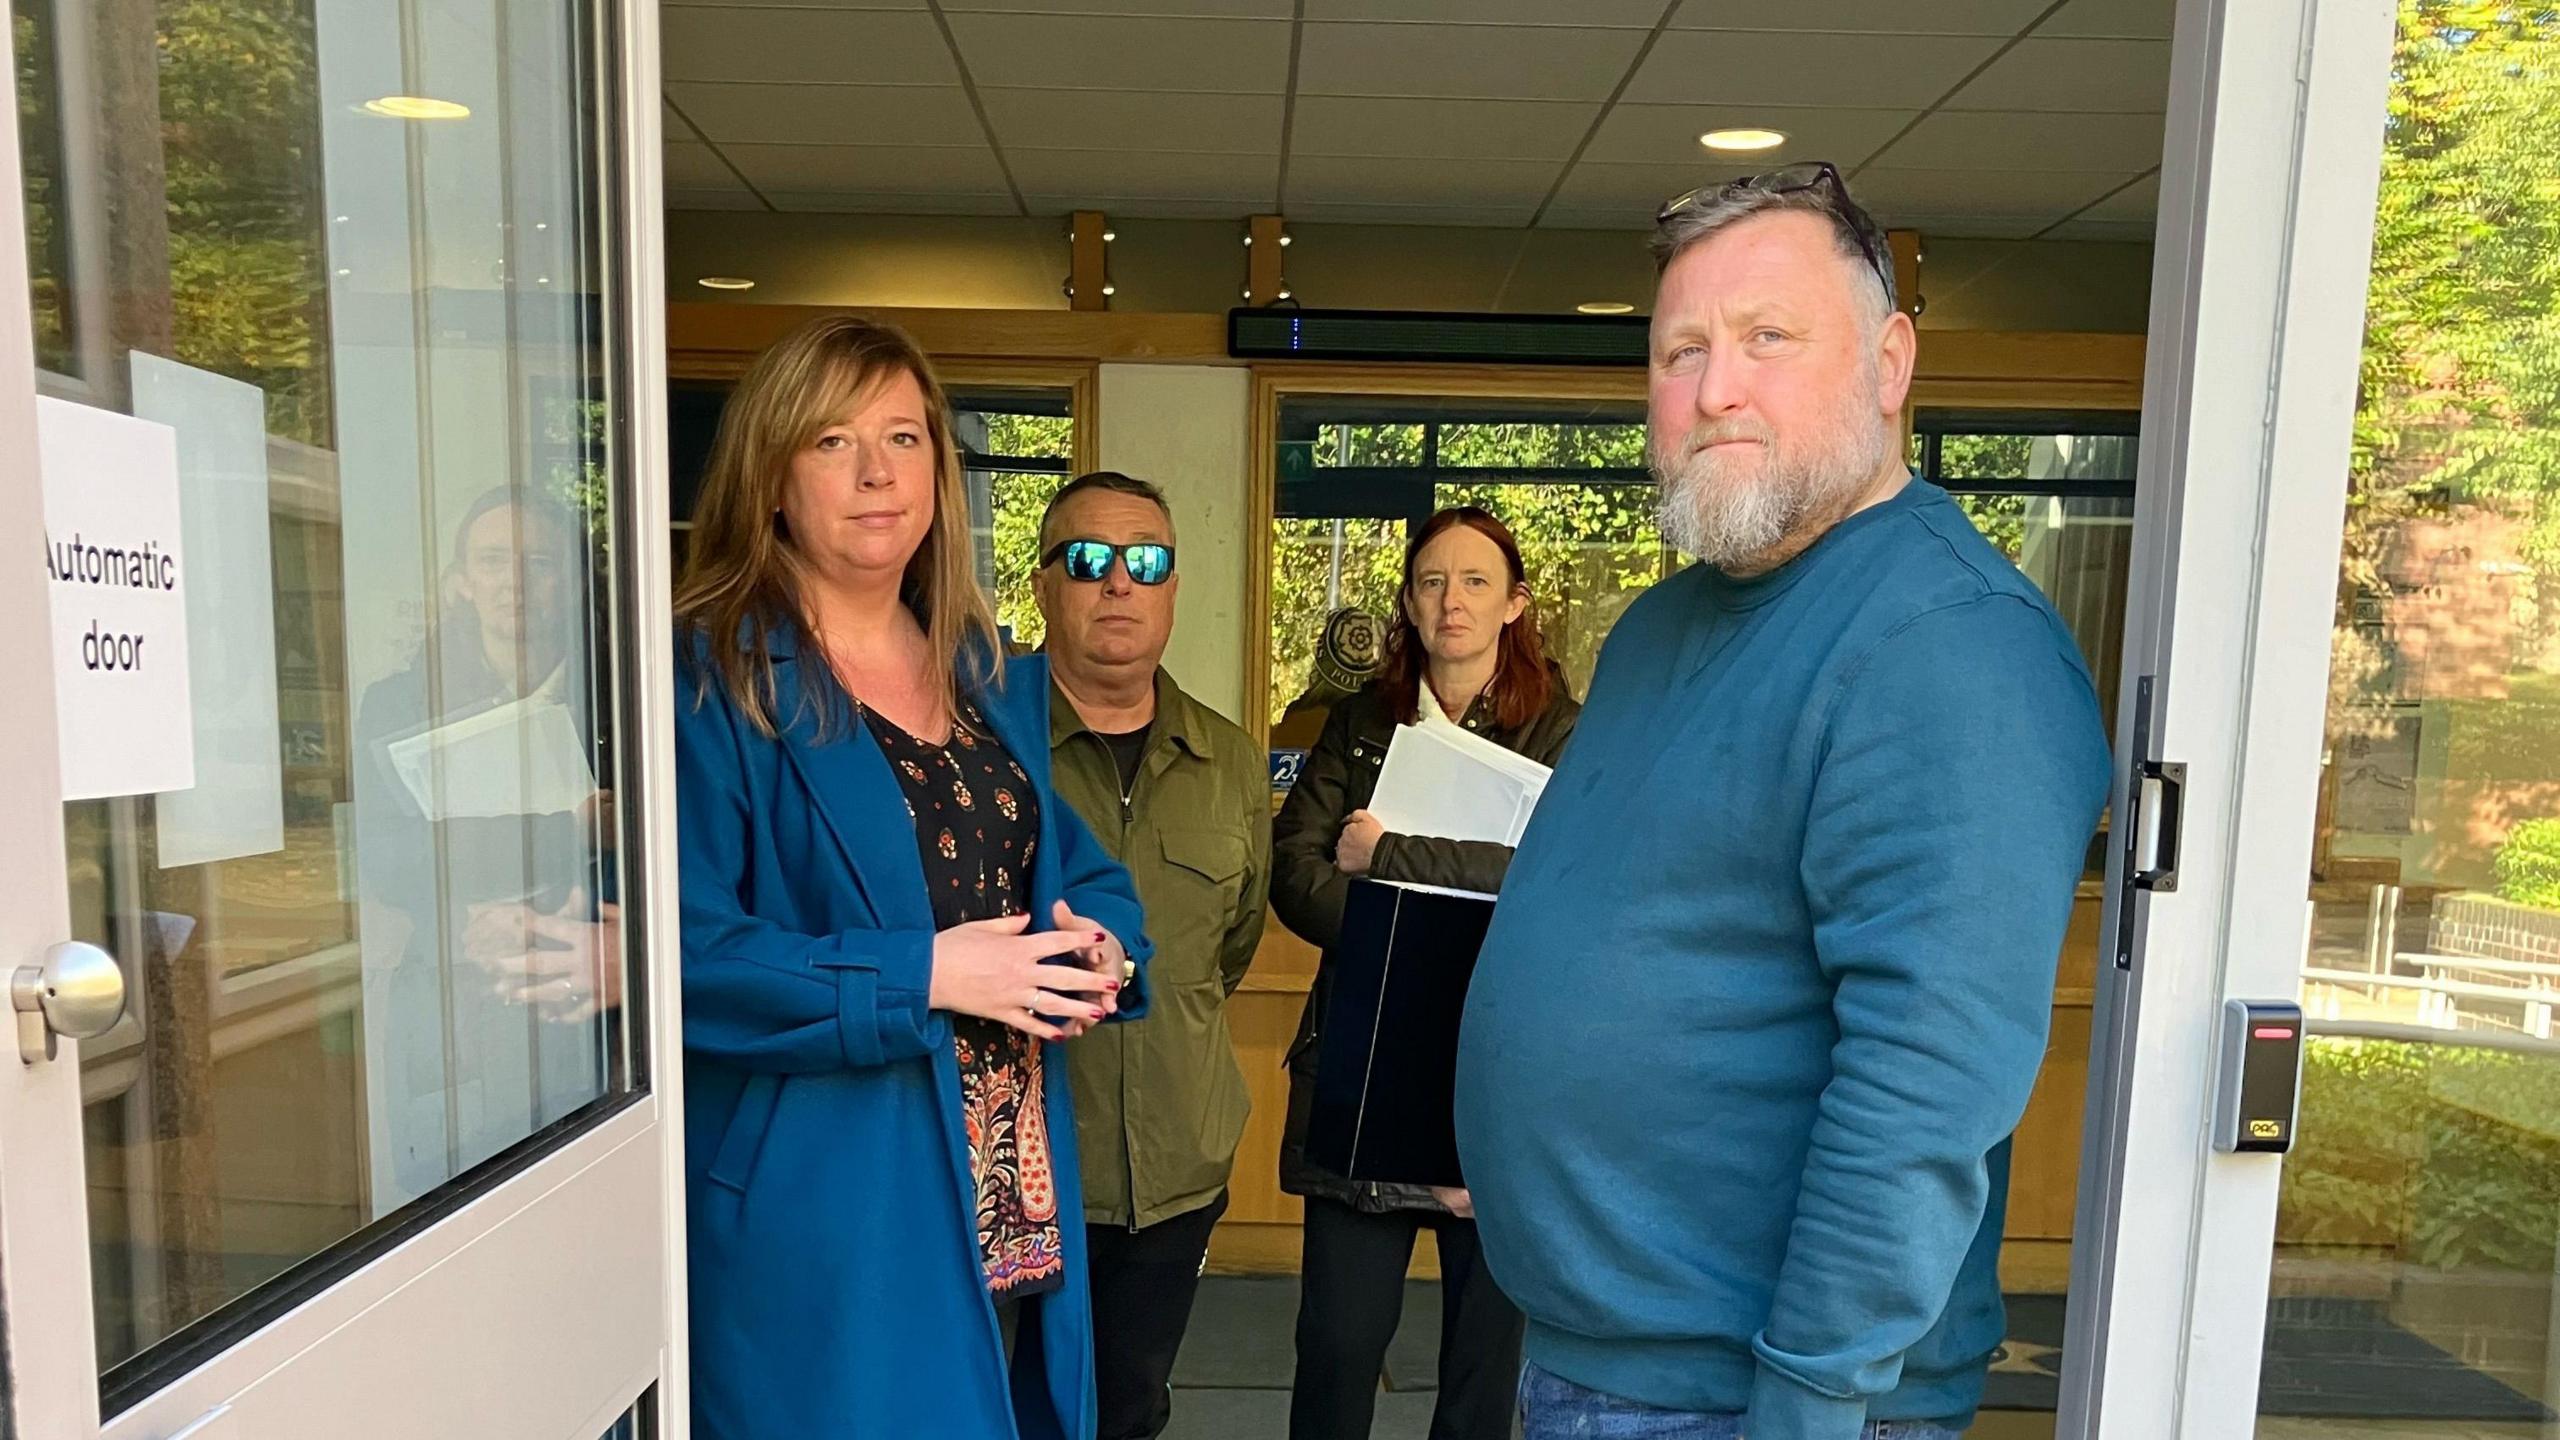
left=1454, top=479, right=2110, bottom=1439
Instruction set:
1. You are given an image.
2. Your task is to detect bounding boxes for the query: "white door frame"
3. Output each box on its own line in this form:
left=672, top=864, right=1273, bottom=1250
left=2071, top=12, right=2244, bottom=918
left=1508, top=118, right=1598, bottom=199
left=2058, top=0, right=2399, bottom=1435
left=0, top=0, right=687, bottom=1433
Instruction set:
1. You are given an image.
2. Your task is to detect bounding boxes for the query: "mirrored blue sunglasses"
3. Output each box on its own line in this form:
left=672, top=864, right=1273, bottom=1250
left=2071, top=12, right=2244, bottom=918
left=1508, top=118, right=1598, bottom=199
left=1041, top=539, right=1176, bottom=586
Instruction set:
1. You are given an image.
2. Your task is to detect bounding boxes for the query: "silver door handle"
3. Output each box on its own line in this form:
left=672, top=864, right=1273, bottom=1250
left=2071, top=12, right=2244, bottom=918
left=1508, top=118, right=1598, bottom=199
left=13, top=941, right=126, bottom=1063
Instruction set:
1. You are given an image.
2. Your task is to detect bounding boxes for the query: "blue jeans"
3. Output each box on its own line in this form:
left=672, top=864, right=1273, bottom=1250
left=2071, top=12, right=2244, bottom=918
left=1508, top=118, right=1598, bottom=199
left=1518, top=1363, right=1965, bottom=1440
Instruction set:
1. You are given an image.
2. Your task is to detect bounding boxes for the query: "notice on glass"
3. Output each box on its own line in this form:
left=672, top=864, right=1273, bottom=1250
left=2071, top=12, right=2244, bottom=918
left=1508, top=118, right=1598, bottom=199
left=133, top=355, right=285, bottom=865
left=39, top=397, right=197, bottom=801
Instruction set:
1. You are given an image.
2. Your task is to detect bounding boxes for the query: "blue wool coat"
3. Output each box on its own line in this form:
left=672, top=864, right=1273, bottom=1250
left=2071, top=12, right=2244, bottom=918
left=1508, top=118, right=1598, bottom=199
left=675, top=632, right=1152, bottom=1440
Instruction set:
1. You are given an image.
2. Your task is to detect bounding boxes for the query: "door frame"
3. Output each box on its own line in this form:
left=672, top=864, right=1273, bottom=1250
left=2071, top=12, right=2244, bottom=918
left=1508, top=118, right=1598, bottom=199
left=0, top=0, right=688, bottom=1433
left=2059, top=0, right=2399, bottom=1435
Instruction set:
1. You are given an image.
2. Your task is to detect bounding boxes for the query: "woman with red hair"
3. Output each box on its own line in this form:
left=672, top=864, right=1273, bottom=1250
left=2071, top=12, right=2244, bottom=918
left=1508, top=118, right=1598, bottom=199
left=1270, top=505, right=1582, bottom=1439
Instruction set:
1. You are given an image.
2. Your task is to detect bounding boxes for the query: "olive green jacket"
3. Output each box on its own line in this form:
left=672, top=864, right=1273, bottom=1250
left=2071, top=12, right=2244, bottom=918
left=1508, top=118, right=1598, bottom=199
left=1052, top=669, right=1271, bottom=1230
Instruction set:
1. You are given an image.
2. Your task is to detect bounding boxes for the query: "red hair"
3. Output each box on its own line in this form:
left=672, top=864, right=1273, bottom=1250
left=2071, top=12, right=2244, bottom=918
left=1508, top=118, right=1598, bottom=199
left=1382, top=506, right=1553, bottom=730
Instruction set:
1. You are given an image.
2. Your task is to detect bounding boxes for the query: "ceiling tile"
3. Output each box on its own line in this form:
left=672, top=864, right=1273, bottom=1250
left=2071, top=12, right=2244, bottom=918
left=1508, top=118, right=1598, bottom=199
left=1538, top=205, right=1655, bottom=230
left=659, top=8, right=956, bottom=84
left=1285, top=200, right=1539, bottom=226
left=1007, top=148, right=1279, bottom=203
left=1288, top=155, right=1559, bottom=209
left=724, top=142, right=1011, bottom=193
left=1020, top=195, right=1264, bottom=219
left=1673, top=0, right=2052, bottom=33
left=982, top=89, right=1283, bottom=155
left=1877, top=110, right=2164, bottom=172
left=944, top=0, right=1289, bottom=13
left=1305, top=0, right=1665, bottom=23
left=1298, top=23, right=1649, bottom=101
left=2080, top=171, right=2158, bottom=220
left=1946, top=38, right=2171, bottom=112
left=667, top=188, right=770, bottom=212
left=2044, top=217, right=2159, bottom=241
left=664, top=142, right=742, bottom=189
left=666, top=82, right=979, bottom=146
left=944, top=14, right=1291, bottom=92
left=2040, top=0, right=2175, bottom=40
left=1583, top=103, right=1916, bottom=166
left=1845, top=166, right=2137, bottom=227
left=1548, top=160, right=1723, bottom=213
left=767, top=190, right=1022, bottom=215
left=1627, top=30, right=2004, bottom=108
left=1290, top=97, right=1597, bottom=161
left=1881, top=211, right=2048, bottom=239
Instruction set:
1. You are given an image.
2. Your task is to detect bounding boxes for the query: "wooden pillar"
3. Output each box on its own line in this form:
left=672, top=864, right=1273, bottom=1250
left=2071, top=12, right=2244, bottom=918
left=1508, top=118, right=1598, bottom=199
left=1887, top=228, right=1923, bottom=320
left=1068, top=211, right=1110, bottom=312
left=1245, top=213, right=1286, bottom=307
left=1888, top=229, right=1925, bottom=446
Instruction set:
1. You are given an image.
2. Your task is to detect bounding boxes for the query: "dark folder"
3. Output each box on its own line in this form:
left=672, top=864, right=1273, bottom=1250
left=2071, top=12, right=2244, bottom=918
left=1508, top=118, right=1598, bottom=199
left=1305, top=878, right=1496, bottom=1188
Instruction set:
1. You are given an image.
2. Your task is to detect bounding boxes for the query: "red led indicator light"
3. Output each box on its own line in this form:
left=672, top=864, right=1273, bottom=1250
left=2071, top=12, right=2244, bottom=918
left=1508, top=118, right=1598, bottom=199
left=2253, top=1027, right=2295, bottom=1040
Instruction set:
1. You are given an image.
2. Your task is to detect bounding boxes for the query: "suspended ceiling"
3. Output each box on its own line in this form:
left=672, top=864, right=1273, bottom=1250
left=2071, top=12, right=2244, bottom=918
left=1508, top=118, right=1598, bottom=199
left=661, top=0, right=2169, bottom=241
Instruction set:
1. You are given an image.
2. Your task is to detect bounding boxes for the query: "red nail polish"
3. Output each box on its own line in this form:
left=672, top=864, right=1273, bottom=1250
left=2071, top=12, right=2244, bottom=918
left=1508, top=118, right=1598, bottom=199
left=1093, top=931, right=1107, bottom=942
left=1107, top=980, right=1121, bottom=991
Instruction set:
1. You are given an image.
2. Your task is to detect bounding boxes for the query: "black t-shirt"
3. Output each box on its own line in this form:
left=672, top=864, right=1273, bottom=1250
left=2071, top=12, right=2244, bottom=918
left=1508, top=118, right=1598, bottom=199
left=1100, top=722, right=1151, bottom=800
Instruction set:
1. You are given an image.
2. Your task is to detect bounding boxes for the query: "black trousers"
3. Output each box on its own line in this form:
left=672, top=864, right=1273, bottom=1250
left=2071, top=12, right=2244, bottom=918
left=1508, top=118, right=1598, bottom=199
left=1087, top=1191, right=1230, bottom=1440
left=1289, top=1196, right=1525, bottom=1440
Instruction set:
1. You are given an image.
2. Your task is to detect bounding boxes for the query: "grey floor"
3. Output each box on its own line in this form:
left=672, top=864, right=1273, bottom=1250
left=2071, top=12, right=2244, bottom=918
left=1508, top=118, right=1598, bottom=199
left=1161, top=1275, right=1459, bottom=1440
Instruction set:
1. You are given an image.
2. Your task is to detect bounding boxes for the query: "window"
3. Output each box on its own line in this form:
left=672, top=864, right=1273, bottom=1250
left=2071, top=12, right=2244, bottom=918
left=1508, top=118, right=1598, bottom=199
left=1267, top=393, right=1670, bottom=738
left=951, top=386, right=1074, bottom=650
left=665, top=376, right=1082, bottom=645
left=1915, top=409, right=2139, bottom=735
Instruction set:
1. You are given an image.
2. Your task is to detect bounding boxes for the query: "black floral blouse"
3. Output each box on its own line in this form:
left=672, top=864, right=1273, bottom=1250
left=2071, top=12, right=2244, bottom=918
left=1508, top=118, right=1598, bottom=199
left=863, top=701, right=1063, bottom=1303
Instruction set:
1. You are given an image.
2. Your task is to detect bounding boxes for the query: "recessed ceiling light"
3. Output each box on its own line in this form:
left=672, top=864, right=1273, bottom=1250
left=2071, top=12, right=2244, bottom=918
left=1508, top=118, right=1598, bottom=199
left=697, top=276, right=756, bottom=291
left=1578, top=301, right=1636, bottom=315
left=364, top=95, right=471, bottom=121
left=1700, top=127, right=1787, bottom=153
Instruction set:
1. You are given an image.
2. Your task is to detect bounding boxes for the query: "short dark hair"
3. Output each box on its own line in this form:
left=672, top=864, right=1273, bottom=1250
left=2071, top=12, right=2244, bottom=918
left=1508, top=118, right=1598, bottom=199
left=1037, top=470, right=1174, bottom=551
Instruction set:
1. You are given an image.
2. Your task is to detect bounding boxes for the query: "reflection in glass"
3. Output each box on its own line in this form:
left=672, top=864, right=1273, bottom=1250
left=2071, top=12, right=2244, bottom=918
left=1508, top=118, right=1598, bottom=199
left=12, top=0, right=72, bottom=374
left=2270, top=5, right=2560, bottom=1432
left=24, top=0, right=633, bottom=1395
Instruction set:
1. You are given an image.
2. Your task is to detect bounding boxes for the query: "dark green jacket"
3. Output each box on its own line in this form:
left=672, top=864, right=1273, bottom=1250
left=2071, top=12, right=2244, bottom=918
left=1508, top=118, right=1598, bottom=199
left=1269, top=673, right=1580, bottom=1212
left=1052, top=669, right=1271, bottom=1229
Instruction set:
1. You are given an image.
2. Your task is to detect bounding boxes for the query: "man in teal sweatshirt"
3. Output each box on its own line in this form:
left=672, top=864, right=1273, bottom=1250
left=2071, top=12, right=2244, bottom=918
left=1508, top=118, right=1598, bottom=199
left=1453, top=162, right=2111, bottom=1440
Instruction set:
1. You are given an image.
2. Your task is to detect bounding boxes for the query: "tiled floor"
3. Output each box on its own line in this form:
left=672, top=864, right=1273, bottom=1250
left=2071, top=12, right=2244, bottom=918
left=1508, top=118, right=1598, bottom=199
left=1162, top=1276, right=1476, bottom=1440
left=1162, top=1276, right=2557, bottom=1440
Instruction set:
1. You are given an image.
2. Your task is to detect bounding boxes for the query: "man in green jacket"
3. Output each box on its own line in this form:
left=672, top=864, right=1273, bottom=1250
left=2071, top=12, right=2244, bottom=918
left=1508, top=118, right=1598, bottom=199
left=1037, top=470, right=1270, bottom=1440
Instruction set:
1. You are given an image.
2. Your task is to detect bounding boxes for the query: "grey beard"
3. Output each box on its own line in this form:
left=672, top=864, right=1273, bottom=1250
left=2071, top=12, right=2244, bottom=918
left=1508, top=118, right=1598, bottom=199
left=1652, top=415, right=1892, bottom=572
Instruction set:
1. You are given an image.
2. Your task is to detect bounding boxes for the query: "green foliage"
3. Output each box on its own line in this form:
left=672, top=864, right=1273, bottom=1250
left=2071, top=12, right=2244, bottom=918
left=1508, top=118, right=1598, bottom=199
left=15, top=0, right=70, bottom=373
left=976, top=414, right=1074, bottom=648
left=1261, top=419, right=1673, bottom=726
left=2280, top=1037, right=2560, bottom=1273
left=156, top=0, right=334, bottom=444
left=1952, top=494, right=2028, bottom=562
left=2494, top=817, right=2560, bottom=908
left=2334, top=2, right=2560, bottom=721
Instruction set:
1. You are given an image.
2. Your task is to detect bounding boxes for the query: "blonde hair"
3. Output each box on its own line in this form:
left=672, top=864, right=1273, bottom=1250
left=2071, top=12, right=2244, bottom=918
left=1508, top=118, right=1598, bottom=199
left=675, top=315, right=999, bottom=735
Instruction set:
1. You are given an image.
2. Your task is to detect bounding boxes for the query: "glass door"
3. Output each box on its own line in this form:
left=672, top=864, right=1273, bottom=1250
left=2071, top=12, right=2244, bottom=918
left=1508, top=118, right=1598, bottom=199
left=0, top=0, right=684, bottom=1434
left=2236, top=2, right=2560, bottom=1434
left=2056, top=0, right=2406, bottom=1434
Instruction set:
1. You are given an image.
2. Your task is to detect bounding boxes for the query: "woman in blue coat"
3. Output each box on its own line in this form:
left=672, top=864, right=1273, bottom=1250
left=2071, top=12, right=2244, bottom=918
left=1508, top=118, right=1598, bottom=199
left=674, top=314, right=1152, bottom=1439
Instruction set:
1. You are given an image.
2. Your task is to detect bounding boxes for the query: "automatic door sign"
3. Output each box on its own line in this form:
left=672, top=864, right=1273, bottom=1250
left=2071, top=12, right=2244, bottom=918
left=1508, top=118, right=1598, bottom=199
left=38, top=397, right=196, bottom=800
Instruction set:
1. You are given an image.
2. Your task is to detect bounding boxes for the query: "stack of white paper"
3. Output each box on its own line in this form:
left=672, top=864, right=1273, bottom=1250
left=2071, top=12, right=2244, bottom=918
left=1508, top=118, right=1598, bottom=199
left=384, top=695, right=596, bottom=821
left=1367, top=720, right=1554, bottom=847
